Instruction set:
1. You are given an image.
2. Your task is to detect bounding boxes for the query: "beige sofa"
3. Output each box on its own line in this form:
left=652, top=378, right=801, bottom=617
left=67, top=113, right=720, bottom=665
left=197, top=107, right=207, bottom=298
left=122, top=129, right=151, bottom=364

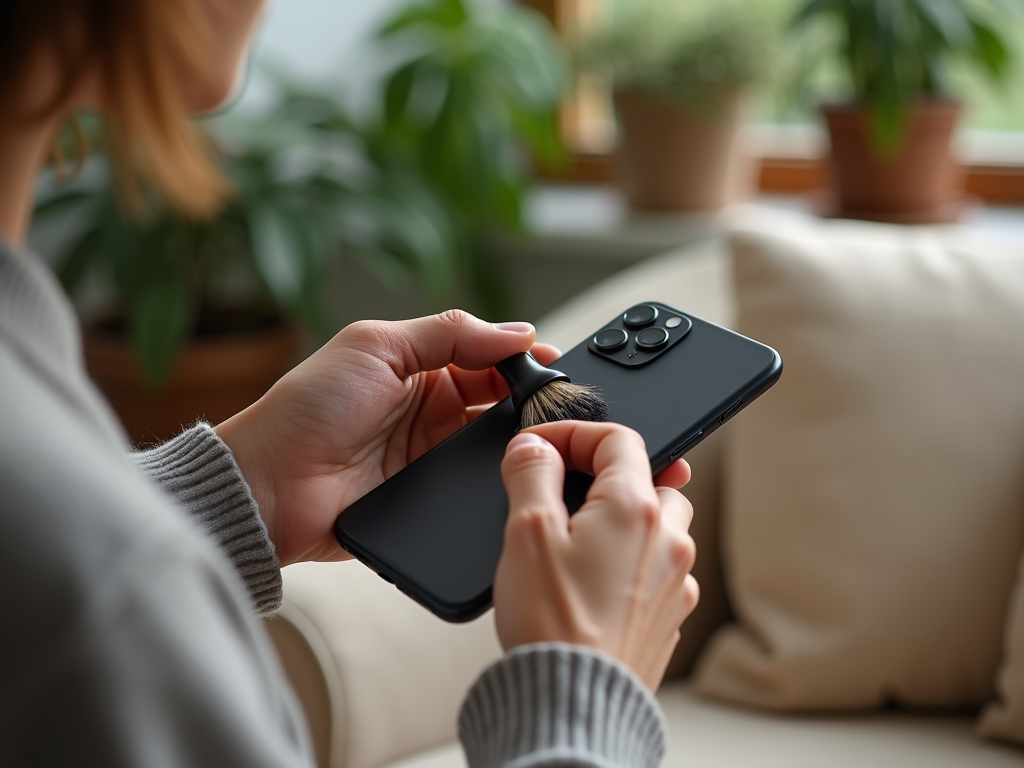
left=266, top=233, right=1024, bottom=768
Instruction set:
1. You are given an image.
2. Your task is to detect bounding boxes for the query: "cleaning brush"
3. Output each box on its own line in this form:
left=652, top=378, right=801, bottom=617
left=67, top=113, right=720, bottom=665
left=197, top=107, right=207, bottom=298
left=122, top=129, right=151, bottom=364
left=496, top=352, right=608, bottom=431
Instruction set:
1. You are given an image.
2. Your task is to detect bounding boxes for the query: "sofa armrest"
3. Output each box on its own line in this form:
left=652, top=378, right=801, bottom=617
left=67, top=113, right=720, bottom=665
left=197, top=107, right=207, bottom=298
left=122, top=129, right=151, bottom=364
left=268, top=562, right=502, bottom=768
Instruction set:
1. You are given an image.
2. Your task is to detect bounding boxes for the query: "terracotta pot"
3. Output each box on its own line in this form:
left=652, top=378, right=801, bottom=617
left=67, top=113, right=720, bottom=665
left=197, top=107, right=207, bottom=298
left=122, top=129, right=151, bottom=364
left=614, top=88, right=751, bottom=212
left=820, top=100, right=964, bottom=223
left=85, top=321, right=301, bottom=445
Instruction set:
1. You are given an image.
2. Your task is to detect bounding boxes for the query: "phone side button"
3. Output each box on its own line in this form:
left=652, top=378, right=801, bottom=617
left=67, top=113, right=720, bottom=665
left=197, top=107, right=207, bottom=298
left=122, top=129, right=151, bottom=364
left=719, top=400, right=743, bottom=424
left=671, top=431, right=703, bottom=459
left=377, top=572, right=394, bottom=585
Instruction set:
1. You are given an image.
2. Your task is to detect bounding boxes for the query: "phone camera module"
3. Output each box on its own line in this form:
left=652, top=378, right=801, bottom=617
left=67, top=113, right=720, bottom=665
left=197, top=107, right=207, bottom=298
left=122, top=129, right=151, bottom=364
left=635, top=327, right=670, bottom=351
left=623, top=304, right=658, bottom=328
left=594, top=327, right=628, bottom=352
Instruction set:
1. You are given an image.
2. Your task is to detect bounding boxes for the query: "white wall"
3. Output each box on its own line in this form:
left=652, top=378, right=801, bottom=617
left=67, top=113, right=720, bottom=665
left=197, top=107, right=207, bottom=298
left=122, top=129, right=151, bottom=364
left=252, top=0, right=405, bottom=83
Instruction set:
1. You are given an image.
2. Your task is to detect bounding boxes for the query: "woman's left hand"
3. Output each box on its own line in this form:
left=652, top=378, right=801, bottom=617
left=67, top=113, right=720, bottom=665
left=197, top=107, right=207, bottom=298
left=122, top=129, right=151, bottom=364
left=215, top=310, right=558, bottom=565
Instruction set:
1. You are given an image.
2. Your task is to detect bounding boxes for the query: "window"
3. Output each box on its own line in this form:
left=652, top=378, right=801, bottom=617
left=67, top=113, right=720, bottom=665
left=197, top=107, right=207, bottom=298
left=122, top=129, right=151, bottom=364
left=520, top=0, right=1024, bottom=205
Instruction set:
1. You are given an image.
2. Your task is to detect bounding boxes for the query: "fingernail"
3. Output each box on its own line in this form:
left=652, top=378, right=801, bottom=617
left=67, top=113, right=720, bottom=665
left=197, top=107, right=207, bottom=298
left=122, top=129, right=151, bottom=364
left=494, top=321, right=534, bottom=334
left=507, top=432, right=546, bottom=453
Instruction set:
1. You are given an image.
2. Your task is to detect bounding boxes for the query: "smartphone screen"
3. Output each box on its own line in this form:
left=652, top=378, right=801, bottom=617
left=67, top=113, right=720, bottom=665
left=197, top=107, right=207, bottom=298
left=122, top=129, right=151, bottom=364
left=335, top=303, right=781, bottom=622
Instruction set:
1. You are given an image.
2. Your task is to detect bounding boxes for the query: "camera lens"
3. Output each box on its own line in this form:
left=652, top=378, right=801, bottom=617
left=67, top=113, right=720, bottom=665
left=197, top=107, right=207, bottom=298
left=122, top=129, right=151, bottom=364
left=593, top=327, right=628, bottom=352
left=635, top=327, right=670, bottom=350
left=623, top=304, right=658, bottom=328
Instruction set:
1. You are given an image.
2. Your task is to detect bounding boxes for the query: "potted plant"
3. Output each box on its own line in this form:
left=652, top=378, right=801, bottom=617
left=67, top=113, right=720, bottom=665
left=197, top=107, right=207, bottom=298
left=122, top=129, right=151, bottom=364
left=790, top=0, right=1019, bottom=222
left=33, top=0, right=568, bottom=442
left=579, top=0, right=775, bottom=212
left=33, top=81, right=352, bottom=444
left=353, top=0, right=568, bottom=319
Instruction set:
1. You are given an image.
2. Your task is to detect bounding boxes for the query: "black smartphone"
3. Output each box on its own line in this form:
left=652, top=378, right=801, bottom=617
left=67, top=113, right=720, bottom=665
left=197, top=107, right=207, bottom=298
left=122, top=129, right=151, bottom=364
left=334, top=302, right=781, bottom=623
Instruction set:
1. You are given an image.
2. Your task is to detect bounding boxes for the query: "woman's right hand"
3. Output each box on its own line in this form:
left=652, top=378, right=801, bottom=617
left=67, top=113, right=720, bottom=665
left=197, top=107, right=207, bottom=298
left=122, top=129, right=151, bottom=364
left=494, top=421, right=699, bottom=692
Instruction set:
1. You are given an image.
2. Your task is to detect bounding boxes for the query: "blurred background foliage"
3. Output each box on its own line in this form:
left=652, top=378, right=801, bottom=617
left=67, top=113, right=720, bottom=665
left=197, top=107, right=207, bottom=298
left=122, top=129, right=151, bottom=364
left=32, top=0, right=1024, bottom=385
left=596, top=0, right=1024, bottom=130
left=787, top=0, right=1020, bottom=150
left=578, top=0, right=778, bottom=110
left=740, top=0, right=1024, bottom=128
left=360, top=0, right=566, bottom=317
left=34, top=0, right=567, bottom=383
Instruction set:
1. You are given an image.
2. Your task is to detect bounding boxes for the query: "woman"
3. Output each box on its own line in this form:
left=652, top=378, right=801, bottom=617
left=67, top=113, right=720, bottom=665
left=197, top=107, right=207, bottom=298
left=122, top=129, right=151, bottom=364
left=0, top=2, right=700, bottom=766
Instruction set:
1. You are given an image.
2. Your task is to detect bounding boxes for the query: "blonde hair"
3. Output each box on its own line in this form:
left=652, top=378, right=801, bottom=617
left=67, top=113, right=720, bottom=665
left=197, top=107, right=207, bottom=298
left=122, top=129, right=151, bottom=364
left=2, top=0, right=229, bottom=218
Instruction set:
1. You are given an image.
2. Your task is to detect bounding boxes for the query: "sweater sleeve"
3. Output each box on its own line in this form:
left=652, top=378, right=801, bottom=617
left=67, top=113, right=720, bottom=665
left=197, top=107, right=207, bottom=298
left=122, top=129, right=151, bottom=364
left=130, top=423, right=282, bottom=616
left=459, top=643, right=666, bottom=768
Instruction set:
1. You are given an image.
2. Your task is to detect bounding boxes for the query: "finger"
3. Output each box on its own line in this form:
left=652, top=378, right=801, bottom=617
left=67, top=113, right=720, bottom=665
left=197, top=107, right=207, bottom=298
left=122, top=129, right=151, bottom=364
left=523, top=421, right=659, bottom=520
left=683, top=574, right=700, bottom=614
left=466, top=404, right=491, bottom=422
left=679, top=574, right=700, bottom=620
left=525, top=420, right=653, bottom=488
left=346, top=310, right=536, bottom=379
left=656, top=486, right=694, bottom=533
left=439, top=342, right=567, bottom=408
left=653, top=459, right=690, bottom=489
left=652, top=576, right=699, bottom=662
left=501, top=432, right=570, bottom=540
left=445, top=366, right=512, bottom=407
left=530, top=343, right=562, bottom=366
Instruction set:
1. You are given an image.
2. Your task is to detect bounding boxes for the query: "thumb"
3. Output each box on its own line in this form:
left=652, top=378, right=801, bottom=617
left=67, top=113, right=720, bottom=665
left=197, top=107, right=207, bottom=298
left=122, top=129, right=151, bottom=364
left=501, top=433, right=570, bottom=536
left=350, top=309, right=536, bottom=378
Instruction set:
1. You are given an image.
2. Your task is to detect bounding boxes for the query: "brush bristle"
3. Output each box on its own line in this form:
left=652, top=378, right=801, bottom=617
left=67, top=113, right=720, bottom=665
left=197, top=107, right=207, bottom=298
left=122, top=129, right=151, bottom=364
left=519, top=380, right=609, bottom=430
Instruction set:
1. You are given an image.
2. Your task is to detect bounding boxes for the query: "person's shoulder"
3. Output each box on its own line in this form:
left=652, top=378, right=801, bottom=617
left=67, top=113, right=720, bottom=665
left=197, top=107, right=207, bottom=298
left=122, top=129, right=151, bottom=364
left=0, top=341, right=231, bottom=616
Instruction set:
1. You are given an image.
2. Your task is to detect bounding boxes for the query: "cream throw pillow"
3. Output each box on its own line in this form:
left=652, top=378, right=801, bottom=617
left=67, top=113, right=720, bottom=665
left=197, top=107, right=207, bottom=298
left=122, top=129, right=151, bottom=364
left=980, top=554, right=1024, bottom=745
left=694, top=219, right=1024, bottom=710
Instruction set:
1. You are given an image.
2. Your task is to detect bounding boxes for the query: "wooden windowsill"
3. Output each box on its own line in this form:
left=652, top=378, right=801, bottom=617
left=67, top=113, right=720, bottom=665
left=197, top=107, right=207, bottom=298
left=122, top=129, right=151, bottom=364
left=542, top=153, right=1024, bottom=205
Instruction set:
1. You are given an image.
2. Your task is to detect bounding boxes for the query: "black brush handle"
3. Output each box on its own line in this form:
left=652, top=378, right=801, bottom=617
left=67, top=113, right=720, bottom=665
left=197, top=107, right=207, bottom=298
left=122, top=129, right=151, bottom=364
left=496, top=353, right=570, bottom=413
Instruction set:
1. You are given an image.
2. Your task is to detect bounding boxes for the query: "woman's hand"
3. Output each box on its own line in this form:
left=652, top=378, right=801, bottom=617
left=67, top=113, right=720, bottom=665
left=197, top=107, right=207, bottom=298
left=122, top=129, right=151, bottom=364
left=215, top=310, right=559, bottom=566
left=494, top=421, right=699, bottom=692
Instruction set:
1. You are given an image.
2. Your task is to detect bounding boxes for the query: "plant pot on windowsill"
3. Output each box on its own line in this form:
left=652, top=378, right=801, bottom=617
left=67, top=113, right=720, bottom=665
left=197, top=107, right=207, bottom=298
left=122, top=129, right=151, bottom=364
left=84, top=309, right=300, bottom=446
left=614, top=88, right=753, bottom=213
left=817, top=100, right=965, bottom=224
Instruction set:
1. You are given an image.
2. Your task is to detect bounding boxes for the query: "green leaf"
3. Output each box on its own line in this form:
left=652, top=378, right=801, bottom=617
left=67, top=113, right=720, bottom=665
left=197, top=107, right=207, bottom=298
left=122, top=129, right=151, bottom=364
left=490, top=176, right=524, bottom=231
left=33, top=188, right=94, bottom=220
left=109, top=218, right=165, bottom=301
left=130, top=273, right=194, bottom=387
left=384, top=59, right=419, bottom=129
left=480, top=13, right=566, bottom=108
left=56, top=224, right=106, bottom=295
left=915, top=0, right=972, bottom=47
left=248, top=200, right=305, bottom=312
left=971, top=21, right=1011, bottom=79
left=510, top=107, right=566, bottom=168
left=378, top=0, right=468, bottom=38
left=349, top=247, right=417, bottom=293
left=791, top=0, right=845, bottom=31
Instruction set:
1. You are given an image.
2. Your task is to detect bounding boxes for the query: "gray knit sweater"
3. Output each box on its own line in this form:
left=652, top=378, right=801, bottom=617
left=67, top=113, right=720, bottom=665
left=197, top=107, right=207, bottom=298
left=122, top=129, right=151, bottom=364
left=0, top=238, right=665, bottom=768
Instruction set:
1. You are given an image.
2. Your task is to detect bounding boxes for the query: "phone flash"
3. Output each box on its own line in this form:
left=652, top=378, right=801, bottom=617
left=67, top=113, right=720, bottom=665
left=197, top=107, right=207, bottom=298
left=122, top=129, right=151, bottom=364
left=665, top=316, right=683, bottom=328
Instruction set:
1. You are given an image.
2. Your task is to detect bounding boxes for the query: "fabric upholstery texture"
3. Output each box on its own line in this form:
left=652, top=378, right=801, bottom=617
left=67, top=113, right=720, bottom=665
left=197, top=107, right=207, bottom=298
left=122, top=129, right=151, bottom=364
left=268, top=229, right=1024, bottom=767
left=383, top=680, right=1024, bottom=768
left=980, top=553, right=1024, bottom=746
left=694, top=219, right=1024, bottom=710
left=275, top=561, right=503, bottom=768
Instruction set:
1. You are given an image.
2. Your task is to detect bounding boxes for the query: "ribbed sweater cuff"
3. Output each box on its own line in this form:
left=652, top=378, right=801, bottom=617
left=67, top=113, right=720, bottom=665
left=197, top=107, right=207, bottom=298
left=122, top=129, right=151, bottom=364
left=459, top=643, right=665, bottom=768
left=130, top=423, right=282, bottom=616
